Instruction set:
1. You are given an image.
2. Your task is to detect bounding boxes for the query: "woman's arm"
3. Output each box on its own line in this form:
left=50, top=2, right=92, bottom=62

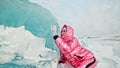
left=53, top=35, right=78, bottom=53
left=53, top=35, right=72, bottom=53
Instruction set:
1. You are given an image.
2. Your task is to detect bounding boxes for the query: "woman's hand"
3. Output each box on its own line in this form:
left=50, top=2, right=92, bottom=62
left=51, top=25, right=57, bottom=36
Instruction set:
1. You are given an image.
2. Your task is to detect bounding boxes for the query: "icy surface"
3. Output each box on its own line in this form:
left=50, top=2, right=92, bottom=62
left=0, top=26, right=120, bottom=68
left=0, top=0, right=120, bottom=68
left=0, top=0, right=60, bottom=52
left=0, top=25, right=58, bottom=68
left=79, top=37, right=120, bottom=68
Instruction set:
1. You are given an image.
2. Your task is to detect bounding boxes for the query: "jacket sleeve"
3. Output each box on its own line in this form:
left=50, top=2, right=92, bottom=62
left=55, top=37, right=71, bottom=52
left=54, top=36, right=78, bottom=53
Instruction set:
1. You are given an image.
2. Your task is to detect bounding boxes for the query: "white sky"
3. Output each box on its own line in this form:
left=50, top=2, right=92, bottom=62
left=29, top=0, right=120, bottom=37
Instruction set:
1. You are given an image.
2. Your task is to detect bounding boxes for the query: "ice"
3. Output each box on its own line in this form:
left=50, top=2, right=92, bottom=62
left=79, top=37, right=120, bottom=68
left=0, top=0, right=60, bottom=67
left=0, top=25, right=58, bottom=68
left=0, top=0, right=120, bottom=68
left=23, top=37, right=46, bottom=61
left=0, top=0, right=60, bottom=53
left=0, top=26, right=120, bottom=68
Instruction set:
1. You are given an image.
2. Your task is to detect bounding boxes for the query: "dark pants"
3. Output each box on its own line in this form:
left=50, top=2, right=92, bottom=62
left=86, top=57, right=96, bottom=68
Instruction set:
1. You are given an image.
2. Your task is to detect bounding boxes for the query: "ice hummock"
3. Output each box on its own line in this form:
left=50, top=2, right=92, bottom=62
left=0, top=25, right=58, bottom=68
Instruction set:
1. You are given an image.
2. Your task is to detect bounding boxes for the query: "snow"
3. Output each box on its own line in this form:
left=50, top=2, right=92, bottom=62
left=80, top=37, right=120, bottom=68
left=0, top=25, right=58, bottom=68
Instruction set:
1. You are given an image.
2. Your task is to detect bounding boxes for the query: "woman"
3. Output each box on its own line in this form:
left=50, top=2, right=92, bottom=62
left=51, top=24, right=97, bottom=68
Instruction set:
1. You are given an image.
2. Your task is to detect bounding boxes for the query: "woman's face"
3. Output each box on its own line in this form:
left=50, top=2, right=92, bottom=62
left=61, top=27, right=67, bottom=38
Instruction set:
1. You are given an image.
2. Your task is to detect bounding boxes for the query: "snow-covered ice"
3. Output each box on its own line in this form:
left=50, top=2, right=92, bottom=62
left=0, top=25, right=58, bottom=68
left=0, top=25, right=120, bottom=68
left=79, top=36, right=120, bottom=68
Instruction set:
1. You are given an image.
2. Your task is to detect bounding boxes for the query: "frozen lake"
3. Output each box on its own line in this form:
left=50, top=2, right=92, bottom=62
left=0, top=25, right=120, bottom=68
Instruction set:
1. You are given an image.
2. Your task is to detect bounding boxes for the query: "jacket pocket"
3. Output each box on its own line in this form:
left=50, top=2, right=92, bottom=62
left=74, top=54, right=83, bottom=59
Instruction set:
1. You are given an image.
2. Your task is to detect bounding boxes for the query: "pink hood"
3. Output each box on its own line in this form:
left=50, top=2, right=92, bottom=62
left=61, top=25, right=74, bottom=42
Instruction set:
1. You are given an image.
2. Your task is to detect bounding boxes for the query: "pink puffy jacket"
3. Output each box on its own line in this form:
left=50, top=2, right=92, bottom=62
left=53, top=25, right=97, bottom=68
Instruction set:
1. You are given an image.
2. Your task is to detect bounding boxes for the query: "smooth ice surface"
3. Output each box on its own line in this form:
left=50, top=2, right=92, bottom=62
left=0, top=25, right=58, bottom=68
left=29, top=0, right=120, bottom=37
left=0, top=0, right=60, bottom=52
